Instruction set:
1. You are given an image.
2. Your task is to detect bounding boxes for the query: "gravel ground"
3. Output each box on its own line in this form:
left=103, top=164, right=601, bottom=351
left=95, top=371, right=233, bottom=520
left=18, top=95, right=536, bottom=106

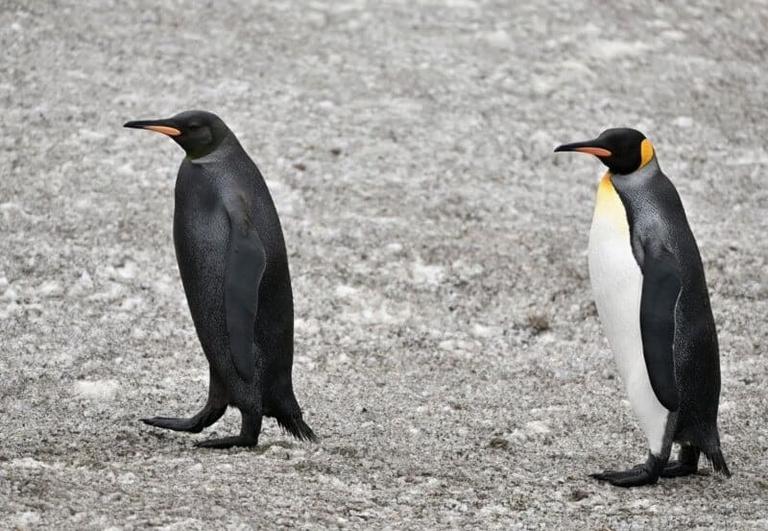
left=2, top=0, right=768, bottom=529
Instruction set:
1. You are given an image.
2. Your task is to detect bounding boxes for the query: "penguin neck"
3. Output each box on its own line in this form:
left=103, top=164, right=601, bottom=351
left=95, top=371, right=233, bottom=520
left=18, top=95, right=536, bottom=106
left=613, top=155, right=660, bottom=182
left=593, top=156, right=660, bottom=228
left=186, top=133, right=240, bottom=164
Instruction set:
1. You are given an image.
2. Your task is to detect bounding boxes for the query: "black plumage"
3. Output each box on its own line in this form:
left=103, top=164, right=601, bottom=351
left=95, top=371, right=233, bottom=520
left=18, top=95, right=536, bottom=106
left=125, top=110, right=316, bottom=448
left=612, top=160, right=726, bottom=472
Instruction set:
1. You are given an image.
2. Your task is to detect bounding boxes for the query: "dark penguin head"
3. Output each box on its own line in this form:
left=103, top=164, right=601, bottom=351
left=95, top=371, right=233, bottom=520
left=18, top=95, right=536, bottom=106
left=124, top=110, right=232, bottom=159
left=554, top=128, right=655, bottom=175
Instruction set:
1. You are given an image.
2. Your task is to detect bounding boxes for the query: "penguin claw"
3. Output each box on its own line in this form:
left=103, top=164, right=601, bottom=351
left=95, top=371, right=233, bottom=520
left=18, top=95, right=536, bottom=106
left=195, top=435, right=259, bottom=449
left=141, top=416, right=204, bottom=433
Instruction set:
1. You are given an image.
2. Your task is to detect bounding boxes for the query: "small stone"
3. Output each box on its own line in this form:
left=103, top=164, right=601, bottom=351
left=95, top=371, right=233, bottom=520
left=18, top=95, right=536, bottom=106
left=488, top=437, right=509, bottom=449
left=569, top=489, right=590, bottom=502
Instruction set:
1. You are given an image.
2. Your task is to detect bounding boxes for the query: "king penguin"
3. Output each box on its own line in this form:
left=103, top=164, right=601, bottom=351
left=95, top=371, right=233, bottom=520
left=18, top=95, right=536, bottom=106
left=554, top=128, right=730, bottom=487
left=124, top=110, right=316, bottom=448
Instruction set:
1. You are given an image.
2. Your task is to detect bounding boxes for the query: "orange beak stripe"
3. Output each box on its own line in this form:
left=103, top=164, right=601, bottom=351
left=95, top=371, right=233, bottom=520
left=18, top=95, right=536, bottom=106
left=145, top=125, right=181, bottom=137
left=574, top=147, right=612, bottom=157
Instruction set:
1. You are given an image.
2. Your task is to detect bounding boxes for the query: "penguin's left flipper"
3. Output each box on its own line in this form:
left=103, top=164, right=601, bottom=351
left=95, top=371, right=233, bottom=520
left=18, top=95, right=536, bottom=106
left=639, top=242, right=682, bottom=412
left=224, top=196, right=267, bottom=383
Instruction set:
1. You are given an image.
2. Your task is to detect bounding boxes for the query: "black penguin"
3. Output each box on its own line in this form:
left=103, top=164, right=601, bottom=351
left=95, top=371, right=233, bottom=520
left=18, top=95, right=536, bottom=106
left=555, top=128, right=730, bottom=487
left=124, top=110, right=316, bottom=448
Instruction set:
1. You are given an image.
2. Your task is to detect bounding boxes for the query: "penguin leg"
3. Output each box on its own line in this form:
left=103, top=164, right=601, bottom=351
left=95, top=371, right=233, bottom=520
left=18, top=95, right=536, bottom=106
left=195, top=408, right=262, bottom=449
left=196, top=364, right=263, bottom=449
left=660, top=444, right=700, bottom=478
left=142, top=367, right=227, bottom=433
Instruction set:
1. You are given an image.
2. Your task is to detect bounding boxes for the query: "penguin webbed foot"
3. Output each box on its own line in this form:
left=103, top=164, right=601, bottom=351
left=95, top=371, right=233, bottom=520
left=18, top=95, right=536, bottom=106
left=141, top=416, right=205, bottom=433
left=141, top=405, right=226, bottom=434
left=195, top=434, right=259, bottom=449
left=196, top=410, right=262, bottom=449
left=591, top=466, right=659, bottom=488
left=591, top=454, right=662, bottom=488
left=659, top=460, right=698, bottom=478
left=660, top=445, right=700, bottom=478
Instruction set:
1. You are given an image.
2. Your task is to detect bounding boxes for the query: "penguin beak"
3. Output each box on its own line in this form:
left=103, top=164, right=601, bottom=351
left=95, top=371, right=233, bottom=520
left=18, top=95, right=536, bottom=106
left=554, top=140, right=612, bottom=158
left=123, top=119, right=182, bottom=137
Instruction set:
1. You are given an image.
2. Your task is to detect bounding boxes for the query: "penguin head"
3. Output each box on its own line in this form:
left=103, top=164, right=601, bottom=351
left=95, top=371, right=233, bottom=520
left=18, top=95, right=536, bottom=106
left=124, top=110, right=231, bottom=159
left=554, top=128, right=655, bottom=175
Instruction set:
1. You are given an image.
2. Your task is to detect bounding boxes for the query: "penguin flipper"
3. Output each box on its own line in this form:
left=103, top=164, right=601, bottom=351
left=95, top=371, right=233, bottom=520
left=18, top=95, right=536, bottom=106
left=639, top=244, right=681, bottom=412
left=224, top=199, right=266, bottom=383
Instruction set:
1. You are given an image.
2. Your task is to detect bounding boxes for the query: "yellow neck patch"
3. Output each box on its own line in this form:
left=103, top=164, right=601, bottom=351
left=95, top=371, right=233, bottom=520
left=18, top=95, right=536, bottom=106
left=639, top=139, right=655, bottom=168
left=594, top=172, right=629, bottom=234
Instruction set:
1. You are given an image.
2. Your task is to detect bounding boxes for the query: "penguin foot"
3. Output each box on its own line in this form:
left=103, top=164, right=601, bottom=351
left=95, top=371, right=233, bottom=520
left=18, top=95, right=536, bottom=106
left=591, top=466, right=659, bottom=488
left=195, top=435, right=258, bottom=449
left=194, top=409, right=262, bottom=449
left=141, top=416, right=205, bottom=433
left=661, top=445, right=700, bottom=478
left=660, top=460, right=698, bottom=478
left=591, top=453, right=663, bottom=488
left=141, top=404, right=226, bottom=433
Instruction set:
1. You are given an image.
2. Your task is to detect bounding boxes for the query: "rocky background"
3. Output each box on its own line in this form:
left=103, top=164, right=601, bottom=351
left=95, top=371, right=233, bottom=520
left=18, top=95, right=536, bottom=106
left=1, top=0, right=767, bottom=528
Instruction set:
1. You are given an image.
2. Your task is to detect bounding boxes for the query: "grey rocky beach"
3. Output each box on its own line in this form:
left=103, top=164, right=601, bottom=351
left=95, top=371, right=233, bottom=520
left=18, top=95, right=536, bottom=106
left=1, top=0, right=767, bottom=528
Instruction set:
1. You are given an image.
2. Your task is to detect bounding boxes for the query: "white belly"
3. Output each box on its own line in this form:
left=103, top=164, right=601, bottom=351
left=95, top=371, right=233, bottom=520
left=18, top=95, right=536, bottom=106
left=588, top=174, right=669, bottom=454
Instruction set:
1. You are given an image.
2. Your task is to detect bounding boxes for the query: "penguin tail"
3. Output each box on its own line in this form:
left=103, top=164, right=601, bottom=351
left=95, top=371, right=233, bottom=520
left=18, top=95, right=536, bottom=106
left=703, top=447, right=731, bottom=478
left=276, top=414, right=318, bottom=443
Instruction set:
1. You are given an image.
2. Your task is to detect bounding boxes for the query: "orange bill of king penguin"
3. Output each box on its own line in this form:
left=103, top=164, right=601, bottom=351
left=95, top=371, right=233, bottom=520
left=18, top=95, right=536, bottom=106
left=555, top=128, right=730, bottom=487
left=124, top=110, right=316, bottom=448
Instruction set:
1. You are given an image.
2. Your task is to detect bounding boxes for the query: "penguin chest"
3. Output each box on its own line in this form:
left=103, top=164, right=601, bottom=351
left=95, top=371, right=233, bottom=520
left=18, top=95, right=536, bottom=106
left=588, top=174, right=642, bottom=360
left=587, top=174, right=669, bottom=452
left=173, top=177, right=230, bottom=311
left=175, top=168, right=229, bottom=242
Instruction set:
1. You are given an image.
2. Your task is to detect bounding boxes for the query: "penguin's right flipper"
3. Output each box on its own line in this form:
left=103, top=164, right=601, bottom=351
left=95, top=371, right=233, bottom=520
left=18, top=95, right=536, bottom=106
left=639, top=243, right=681, bottom=412
left=224, top=196, right=267, bottom=383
